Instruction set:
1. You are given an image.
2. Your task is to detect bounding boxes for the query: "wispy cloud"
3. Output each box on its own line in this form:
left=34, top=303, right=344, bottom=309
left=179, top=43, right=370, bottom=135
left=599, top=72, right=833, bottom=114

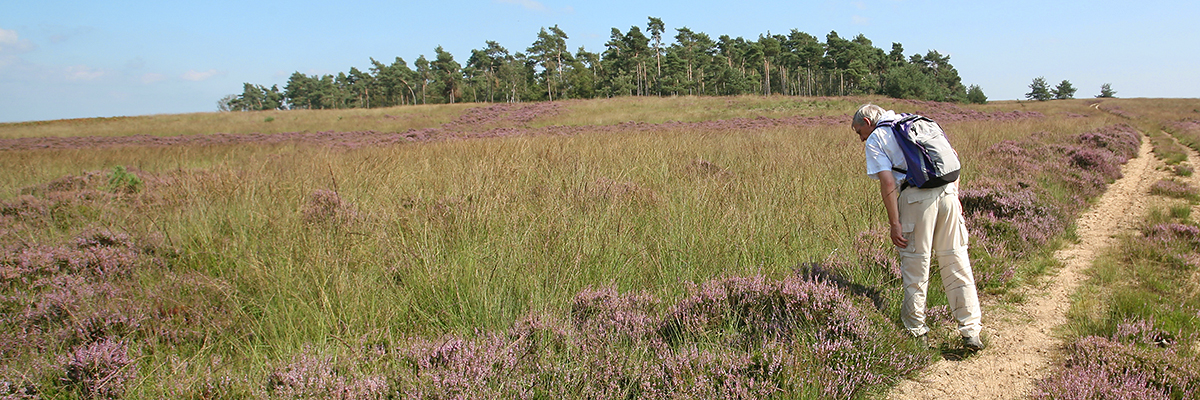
left=65, top=65, right=105, bottom=81
left=181, top=69, right=219, bottom=81
left=852, top=15, right=870, bottom=25
left=497, top=0, right=548, bottom=12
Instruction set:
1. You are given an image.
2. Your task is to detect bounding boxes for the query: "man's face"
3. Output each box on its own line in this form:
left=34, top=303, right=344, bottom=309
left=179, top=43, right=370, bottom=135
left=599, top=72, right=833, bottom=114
left=852, top=118, right=873, bottom=142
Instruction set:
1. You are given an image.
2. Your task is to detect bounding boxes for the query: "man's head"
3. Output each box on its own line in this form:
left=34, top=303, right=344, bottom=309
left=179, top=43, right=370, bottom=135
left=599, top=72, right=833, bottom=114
left=851, top=104, right=885, bottom=142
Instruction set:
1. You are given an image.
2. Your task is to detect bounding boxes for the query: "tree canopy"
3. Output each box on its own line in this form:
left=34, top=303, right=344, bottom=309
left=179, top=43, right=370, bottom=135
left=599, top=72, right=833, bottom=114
left=1026, top=77, right=1052, bottom=101
left=223, top=18, right=981, bottom=111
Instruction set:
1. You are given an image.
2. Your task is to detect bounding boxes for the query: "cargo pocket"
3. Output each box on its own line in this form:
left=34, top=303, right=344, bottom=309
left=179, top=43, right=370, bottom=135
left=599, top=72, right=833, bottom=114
left=901, top=223, right=916, bottom=248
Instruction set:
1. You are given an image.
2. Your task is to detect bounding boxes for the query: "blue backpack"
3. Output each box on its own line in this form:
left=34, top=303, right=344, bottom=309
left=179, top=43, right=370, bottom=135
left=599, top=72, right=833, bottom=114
left=876, top=114, right=961, bottom=189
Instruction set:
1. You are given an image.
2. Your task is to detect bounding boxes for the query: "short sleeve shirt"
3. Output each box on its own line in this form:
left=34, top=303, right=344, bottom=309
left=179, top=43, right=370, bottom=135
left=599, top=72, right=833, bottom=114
left=863, top=110, right=907, bottom=182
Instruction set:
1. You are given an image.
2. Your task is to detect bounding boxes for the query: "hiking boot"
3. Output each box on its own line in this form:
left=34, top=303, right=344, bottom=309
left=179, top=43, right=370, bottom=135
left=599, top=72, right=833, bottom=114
left=963, top=336, right=984, bottom=351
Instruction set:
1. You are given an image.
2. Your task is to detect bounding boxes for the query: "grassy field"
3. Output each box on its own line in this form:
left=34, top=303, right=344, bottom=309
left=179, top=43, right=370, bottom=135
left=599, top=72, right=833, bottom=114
left=0, top=95, right=1171, bottom=398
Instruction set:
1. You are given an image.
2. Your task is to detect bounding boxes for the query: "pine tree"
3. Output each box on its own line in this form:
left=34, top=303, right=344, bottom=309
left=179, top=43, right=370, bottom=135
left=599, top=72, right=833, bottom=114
left=966, top=85, right=987, bottom=104
left=1053, top=80, right=1076, bottom=100
left=1026, top=77, right=1051, bottom=101
left=1096, top=83, right=1117, bottom=98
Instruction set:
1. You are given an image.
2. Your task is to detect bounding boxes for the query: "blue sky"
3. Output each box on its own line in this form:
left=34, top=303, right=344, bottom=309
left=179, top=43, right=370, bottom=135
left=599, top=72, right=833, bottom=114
left=1, top=0, right=1196, bottom=123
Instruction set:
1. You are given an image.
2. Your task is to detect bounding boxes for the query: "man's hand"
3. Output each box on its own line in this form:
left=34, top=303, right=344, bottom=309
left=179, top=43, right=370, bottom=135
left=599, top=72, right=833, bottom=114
left=890, top=223, right=908, bottom=248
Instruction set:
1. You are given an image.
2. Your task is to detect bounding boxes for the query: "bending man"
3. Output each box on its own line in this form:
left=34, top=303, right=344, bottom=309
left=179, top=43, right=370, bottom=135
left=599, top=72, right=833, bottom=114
left=850, top=104, right=984, bottom=351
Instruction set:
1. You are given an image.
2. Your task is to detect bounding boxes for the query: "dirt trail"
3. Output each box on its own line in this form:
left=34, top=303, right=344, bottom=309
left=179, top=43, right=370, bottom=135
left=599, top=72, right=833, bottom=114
left=888, top=133, right=1167, bottom=399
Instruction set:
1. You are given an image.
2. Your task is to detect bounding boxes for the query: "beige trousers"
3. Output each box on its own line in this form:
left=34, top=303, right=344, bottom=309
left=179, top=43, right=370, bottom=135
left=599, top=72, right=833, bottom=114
left=897, top=182, right=983, bottom=338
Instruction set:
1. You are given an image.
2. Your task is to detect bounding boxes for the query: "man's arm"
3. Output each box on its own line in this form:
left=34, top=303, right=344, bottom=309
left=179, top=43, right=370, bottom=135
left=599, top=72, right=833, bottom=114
left=877, top=170, right=908, bottom=248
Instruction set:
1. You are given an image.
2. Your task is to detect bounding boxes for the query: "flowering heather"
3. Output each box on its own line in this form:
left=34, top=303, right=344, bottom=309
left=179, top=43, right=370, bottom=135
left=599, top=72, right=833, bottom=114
left=664, top=275, right=871, bottom=344
left=59, top=338, right=136, bottom=400
left=1146, top=223, right=1200, bottom=243
left=1078, top=124, right=1142, bottom=161
left=1033, top=366, right=1167, bottom=400
left=1033, top=335, right=1199, bottom=399
left=1149, top=179, right=1199, bottom=200
left=960, top=185, right=1064, bottom=260
left=957, top=124, right=1141, bottom=288
left=572, top=286, right=660, bottom=342
left=267, top=350, right=390, bottom=400
left=388, top=272, right=926, bottom=399
left=1068, top=147, right=1124, bottom=181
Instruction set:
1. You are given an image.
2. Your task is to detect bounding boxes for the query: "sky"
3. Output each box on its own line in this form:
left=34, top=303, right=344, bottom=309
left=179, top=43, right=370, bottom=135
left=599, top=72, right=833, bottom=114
left=1, top=0, right=1196, bottom=123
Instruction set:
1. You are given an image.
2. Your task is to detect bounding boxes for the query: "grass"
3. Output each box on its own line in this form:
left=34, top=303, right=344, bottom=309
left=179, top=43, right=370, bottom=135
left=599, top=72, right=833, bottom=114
left=0, top=95, right=1171, bottom=398
left=1148, top=130, right=1189, bottom=165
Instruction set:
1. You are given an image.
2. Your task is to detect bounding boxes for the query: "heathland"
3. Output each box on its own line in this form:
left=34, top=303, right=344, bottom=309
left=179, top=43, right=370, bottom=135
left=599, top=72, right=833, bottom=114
left=1, top=96, right=1198, bottom=399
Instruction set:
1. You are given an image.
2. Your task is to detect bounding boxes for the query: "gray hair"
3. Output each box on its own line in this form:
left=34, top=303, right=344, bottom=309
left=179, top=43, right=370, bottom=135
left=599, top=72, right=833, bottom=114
left=853, top=104, right=885, bottom=126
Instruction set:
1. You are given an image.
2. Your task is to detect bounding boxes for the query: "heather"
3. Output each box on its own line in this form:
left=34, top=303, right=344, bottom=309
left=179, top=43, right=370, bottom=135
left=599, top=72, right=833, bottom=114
left=1149, top=179, right=1200, bottom=201
left=0, top=96, right=1160, bottom=398
left=959, top=123, right=1141, bottom=291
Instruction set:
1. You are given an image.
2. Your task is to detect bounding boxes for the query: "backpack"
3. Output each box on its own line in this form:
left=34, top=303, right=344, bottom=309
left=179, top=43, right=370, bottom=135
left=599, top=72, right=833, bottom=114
left=876, top=114, right=960, bottom=189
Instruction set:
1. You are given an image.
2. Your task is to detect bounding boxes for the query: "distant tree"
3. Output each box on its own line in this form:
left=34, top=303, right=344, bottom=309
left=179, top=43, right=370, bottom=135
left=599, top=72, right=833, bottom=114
left=217, top=94, right=236, bottom=112
left=1026, top=77, right=1052, bottom=101
left=415, top=55, right=431, bottom=104
left=528, top=25, right=572, bottom=100
left=432, top=46, right=462, bottom=104
left=966, top=85, right=987, bottom=104
left=1096, top=83, right=1117, bottom=98
left=759, top=34, right=780, bottom=95
left=1053, top=80, right=1076, bottom=100
left=229, top=83, right=284, bottom=111
left=647, top=17, right=665, bottom=94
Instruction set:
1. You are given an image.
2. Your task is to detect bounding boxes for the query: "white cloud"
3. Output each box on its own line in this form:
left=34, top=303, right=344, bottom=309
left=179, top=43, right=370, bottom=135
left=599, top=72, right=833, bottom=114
left=0, top=28, right=35, bottom=53
left=181, top=69, right=218, bottom=81
left=497, top=0, right=548, bottom=12
left=141, top=73, right=166, bottom=84
left=65, top=65, right=105, bottom=81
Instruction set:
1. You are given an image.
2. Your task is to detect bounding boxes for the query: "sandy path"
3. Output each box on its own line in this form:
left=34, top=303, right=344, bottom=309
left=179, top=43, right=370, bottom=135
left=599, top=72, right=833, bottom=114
left=888, top=132, right=1166, bottom=399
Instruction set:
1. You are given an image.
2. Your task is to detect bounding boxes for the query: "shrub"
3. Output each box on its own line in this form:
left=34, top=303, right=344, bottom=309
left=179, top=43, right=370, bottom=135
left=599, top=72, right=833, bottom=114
left=59, top=338, right=136, bottom=400
left=106, top=166, right=142, bottom=194
left=1149, top=179, right=1199, bottom=201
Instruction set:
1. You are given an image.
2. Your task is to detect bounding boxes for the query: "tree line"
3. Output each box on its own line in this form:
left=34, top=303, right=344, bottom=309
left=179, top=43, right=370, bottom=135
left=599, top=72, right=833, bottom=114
left=220, top=17, right=988, bottom=112
left=1025, top=78, right=1116, bottom=101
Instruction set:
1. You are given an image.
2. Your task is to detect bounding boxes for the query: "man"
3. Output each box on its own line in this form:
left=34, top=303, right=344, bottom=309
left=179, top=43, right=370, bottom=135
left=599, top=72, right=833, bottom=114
left=851, top=104, right=984, bottom=351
